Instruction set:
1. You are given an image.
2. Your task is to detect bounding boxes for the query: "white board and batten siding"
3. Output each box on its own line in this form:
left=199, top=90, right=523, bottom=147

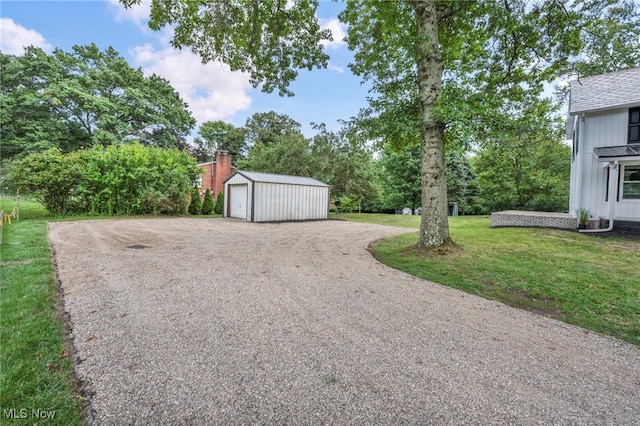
left=571, top=108, right=640, bottom=221
left=223, top=171, right=330, bottom=222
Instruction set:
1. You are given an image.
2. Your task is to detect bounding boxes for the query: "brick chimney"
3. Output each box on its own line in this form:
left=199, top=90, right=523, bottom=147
left=213, top=151, right=232, bottom=200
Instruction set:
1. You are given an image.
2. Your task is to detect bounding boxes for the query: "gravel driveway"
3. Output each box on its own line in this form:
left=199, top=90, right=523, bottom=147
left=49, top=218, right=639, bottom=425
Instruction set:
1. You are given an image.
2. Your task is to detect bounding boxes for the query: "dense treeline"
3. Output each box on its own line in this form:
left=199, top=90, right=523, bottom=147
left=5, top=106, right=571, bottom=216
left=208, top=111, right=569, bottom=215
left=0, top=41, right=574, bottom=217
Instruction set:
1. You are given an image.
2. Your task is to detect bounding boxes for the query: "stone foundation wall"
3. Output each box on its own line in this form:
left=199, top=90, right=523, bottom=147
left=491, top=211, right=580, bottom=230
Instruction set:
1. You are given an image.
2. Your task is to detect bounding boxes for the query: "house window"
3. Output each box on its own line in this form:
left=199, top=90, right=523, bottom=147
left=622, top=165, right=640, bottom=199
left=630, top=107, right=640, bottom=144
left=194, top=176, right=203, bottom=188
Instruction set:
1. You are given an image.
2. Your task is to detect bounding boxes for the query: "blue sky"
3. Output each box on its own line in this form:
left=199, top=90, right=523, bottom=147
left=1, top=0, right=370, bottom=138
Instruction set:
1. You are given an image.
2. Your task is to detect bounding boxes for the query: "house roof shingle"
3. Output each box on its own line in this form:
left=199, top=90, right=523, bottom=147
left=568, top=67, right=640, bottom=115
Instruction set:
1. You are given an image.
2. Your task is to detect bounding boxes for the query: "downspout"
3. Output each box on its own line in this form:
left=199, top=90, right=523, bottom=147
left=574, top=115, right=583, bottom=215
left=580, top=160, right=618, bottom=233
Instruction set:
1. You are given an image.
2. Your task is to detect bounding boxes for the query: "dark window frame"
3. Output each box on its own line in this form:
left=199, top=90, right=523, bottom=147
left=630, top=107, right=640, bottom=144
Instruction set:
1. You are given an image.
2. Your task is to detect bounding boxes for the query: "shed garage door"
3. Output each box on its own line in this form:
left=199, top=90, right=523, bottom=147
left=229, top=184, right=248, bottom=219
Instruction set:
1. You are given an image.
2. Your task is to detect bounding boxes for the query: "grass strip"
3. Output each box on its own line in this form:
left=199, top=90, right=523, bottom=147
left=1, top=199, right=86, bottom=425
left=340, top=213, right=640, bottom=346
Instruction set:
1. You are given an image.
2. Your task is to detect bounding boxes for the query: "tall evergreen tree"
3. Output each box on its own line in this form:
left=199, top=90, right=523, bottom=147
left=188, top=187, right=202, bottom=215
left=214, top=193, right=224, bottom=215
left=201, top=188, right=215, bottom=215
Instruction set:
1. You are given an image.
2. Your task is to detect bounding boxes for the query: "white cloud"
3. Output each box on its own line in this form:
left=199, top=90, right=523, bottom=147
left=107, top=0, right=151, bottom=26
left=109, top=1, right=254, bottom=128
left=0, top=18, right=52, bottom=55
left=328, top=63, right=344, bottom=73
left=107, top=0, right=176, bottom=46
left=130, top=44, right=253, bottom=125
left=320, top=17, right=347, bottom=50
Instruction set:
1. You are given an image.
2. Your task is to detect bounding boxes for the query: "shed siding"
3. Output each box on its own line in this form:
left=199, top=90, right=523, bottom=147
left=252, top=182, right=328, bottom=222
left=225, top=173, right=250, bottom=185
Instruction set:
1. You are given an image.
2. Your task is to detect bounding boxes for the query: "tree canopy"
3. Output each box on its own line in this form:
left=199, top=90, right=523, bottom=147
left=341, top=0, right=639, bottom=246
left=378, top=143, right=422, bottom=211
left=309, top=123, right=378, bottom=204
left=192, top=120, right=247, bottom=163
left=238, top=132, right=312, bottom=176
left=573, top=0, right=640, bottom=77
left=244, top=111, right=304, bottom=146
left=121, top=0, right=331, bottom=97
left=376, top=142, right=479, bottom=214
left=237, top=115, right=377, bottom=203
left=1, top=44, right=195, bottom=159
left=473, top=100, right=570, bottom=213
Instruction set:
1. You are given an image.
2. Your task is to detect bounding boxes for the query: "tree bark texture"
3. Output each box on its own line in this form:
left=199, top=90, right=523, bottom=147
left=413, top=0, right=451, bottom=247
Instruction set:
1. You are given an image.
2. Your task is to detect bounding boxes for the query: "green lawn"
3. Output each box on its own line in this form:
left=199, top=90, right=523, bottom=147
left=1, top=198, right=86, bottom=425
left=339, top=213, right=640, bottom=345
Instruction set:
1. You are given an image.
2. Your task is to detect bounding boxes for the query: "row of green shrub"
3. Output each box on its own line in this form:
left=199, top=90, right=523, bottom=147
left=7, top=144, right=202, bottom=215
left=188, top=188, right=224, bottom=215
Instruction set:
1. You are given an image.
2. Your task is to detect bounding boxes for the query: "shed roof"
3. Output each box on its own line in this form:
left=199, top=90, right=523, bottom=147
left=226, top=170, right=329, bottom=187
left=568, top=67, right=640, bottom=115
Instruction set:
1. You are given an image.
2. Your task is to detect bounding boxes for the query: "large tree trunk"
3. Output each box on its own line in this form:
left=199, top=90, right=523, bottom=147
left=413, top=0, right=452, bottom=248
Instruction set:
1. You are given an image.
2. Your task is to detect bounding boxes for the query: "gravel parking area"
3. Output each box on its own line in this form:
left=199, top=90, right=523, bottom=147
left=49, top=218, right=640, bottom=425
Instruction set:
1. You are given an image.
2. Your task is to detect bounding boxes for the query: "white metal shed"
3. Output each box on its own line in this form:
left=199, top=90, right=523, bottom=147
left=223, top=171, right=330, bottom=222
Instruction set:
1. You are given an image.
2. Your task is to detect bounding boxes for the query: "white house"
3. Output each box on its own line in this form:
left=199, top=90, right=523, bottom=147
left=568, top=67, right=640, bottom=231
